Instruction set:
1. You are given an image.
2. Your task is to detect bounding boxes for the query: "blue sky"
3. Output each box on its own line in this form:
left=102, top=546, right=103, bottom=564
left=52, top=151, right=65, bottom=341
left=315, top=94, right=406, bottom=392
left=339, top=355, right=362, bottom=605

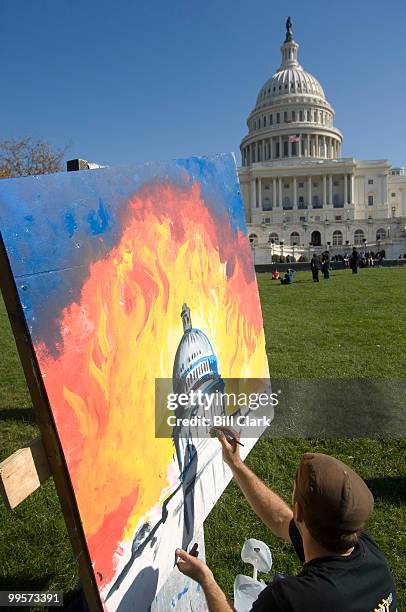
left=1, top=0, right=405, bottom=168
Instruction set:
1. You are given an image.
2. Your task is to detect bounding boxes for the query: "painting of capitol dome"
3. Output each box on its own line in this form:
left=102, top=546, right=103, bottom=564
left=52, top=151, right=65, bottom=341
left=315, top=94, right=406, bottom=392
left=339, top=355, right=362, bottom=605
left=172, top=303, right=225, bottom=477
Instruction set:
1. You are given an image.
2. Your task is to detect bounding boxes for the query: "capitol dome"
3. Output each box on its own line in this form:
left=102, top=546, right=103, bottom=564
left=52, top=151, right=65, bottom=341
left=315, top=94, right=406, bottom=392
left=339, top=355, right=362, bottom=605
left=256, top=66, right=325, bottom=107
left=240, top=17, right=343, bottom=166
left=172, top=304, right=222, bottom=395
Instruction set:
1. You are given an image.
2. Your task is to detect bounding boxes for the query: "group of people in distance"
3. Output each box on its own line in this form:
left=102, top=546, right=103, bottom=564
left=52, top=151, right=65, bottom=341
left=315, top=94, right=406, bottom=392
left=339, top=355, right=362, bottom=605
left=343, top=249, right=386, bottom=269
left=271, top=245, right=385, bottom=285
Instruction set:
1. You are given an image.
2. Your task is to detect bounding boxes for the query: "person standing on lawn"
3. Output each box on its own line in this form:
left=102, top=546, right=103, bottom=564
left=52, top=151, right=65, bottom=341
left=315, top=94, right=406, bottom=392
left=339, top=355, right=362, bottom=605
left=321, top=251, right=330, bottom=280
left=176, top=435, right=398, bottom=612
left=310, top=253, right=320, bottom=282
left=349, top=246, right=360, bottom=274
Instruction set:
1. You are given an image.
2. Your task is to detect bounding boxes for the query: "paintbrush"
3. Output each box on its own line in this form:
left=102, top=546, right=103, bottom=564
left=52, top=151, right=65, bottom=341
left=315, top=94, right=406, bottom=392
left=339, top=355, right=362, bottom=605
left=189, top=542, right=199, bottom=557
left=209, top=426, right=244, bottom=447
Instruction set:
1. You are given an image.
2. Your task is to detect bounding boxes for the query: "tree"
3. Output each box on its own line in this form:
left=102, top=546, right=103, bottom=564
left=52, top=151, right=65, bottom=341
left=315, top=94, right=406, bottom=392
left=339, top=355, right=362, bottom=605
left=0, top=137, right=66, bottom=178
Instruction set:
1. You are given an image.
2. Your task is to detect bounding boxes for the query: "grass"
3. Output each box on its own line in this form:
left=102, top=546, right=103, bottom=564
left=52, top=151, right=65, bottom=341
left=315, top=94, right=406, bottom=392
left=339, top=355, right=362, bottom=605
left=0, top=267, right=405, bottom=607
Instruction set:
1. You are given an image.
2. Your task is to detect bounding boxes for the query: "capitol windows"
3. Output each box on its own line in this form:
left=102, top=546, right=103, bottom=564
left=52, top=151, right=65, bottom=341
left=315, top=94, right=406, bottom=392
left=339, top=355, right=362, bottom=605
left=283, top=141, right=289, bottom=157
left=376, top=228, right=386, bottom=240
left=368, top=179, right=374, bottom=185
left=368, top=195, right=374, bottom=206
left=276, top=113, right=280, bottom=123
left=284, top=111, right=288, bottom=122
left=270, top=114, right=273, bottom=125
left=269, top=232, right=279, bottom=244
left=283, top=196, right=291, bottom=209
left=307, top=110, right=311, bottom=121
left=332, top=230, right=343, bottom=246
left=292, top=110, right=296, bottom=121
left=333, top=180, right=339, bottom=187
left=298, top=182, right=304, bottom=188
left=354, top=229, right=365, bottom=245
left=284, top=183, right=289, bottom=189
left=290, top=232, right=300, bottom=245
left=313, top=182, right=319, bottom=187
left=263, top=116, right=267, bottom=127
left=312, top=195, right=321, bottom=208
left=299, top=110, right=303, bottom=121
left=391, top=192, right=396, bottom=197
left=298, top=196, right=305, bottom=209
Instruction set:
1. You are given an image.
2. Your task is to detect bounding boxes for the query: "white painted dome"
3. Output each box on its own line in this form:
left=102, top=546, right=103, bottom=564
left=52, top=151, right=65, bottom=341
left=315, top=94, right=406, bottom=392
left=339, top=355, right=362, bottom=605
left=240, top=17, right=343, bottom=166
left=172, top=304, right=220, bottom=394
left=257, top=66, right=325, bottom=107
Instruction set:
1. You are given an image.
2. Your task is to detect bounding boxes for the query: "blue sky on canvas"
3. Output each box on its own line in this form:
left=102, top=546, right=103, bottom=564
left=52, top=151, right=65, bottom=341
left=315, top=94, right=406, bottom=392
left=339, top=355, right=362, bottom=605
left=1, top=0, right=405, bottom=168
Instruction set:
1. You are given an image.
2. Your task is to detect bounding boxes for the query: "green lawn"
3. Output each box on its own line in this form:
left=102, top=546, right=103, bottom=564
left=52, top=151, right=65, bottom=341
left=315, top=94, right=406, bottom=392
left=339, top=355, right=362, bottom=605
left=0, top=267, right=405, bottom=607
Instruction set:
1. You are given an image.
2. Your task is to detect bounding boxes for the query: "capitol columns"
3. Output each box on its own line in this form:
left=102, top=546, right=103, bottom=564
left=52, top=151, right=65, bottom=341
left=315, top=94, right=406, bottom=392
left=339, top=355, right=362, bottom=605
left=323, top=176, right=327, bottom=206
left=328, top=175, right=333, bottom=205
left=251, top=177, right=256, bottom=209
left=307, top=176, right=312, bottom=207
left=273, top=178, right=277, bottom=209
left=344, top=174, right=348, bottom=205
left=293, top=177, right=297, bottom=208
left=278, top=177, right=283, bottom=207
left=382, top=173, right=388, bottom=206
left=258, top=177, right=262, bottom=209
left=350, top=174, right=354, bottom=204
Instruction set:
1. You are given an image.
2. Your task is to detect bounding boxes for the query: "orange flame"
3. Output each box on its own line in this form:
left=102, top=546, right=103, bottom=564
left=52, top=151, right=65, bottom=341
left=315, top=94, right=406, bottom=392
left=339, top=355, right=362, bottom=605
left=36, top=180, right=268, bottom=586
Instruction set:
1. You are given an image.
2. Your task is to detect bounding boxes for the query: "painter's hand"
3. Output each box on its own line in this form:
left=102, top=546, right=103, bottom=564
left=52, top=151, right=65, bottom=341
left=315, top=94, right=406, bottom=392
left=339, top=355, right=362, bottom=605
left=176, top=548, right=213, bottom=585
left=217, top=427, right=243, bottom=470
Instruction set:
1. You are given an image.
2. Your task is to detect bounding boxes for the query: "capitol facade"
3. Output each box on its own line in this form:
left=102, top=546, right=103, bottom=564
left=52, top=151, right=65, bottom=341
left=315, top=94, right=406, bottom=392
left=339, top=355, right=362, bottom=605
left=238, top=18, right=406, bottom=260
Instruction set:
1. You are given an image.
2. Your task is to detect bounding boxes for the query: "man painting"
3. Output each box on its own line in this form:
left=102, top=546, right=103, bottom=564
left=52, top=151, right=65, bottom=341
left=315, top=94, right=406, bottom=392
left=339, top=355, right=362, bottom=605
left=176, top=433, right=398, bottom=611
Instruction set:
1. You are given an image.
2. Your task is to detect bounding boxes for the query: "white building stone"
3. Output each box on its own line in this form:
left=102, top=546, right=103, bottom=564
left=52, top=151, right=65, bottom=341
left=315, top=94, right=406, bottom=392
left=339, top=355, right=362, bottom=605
left=238, top=18, right=406, bottom=261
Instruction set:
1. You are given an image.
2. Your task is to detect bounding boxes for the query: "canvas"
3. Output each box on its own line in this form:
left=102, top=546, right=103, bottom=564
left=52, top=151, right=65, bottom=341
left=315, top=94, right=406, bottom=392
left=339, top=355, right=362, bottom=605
left=0, top=154, right=270, bottom=610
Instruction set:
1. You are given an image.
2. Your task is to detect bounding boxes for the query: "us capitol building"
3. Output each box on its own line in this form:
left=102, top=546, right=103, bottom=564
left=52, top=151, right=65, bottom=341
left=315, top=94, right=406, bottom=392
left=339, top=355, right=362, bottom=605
left=238, top=18, right=406, bottom=260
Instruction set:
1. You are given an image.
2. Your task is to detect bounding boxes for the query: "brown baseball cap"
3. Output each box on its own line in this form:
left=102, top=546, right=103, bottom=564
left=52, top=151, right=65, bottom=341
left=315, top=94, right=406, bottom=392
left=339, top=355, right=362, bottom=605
left=295, top=453, right=374, bottom=531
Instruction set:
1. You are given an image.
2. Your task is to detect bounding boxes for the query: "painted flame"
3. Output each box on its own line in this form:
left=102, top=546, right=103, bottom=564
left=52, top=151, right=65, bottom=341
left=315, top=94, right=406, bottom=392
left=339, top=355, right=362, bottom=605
left=36, top=180, right=268, bottom=586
